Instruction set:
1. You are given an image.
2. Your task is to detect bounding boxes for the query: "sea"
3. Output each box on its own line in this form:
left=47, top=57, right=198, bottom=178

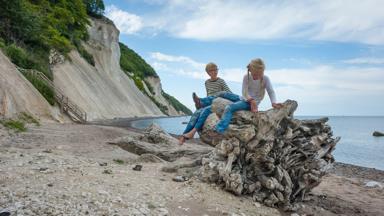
left=127, top=116, right=384, bottom=171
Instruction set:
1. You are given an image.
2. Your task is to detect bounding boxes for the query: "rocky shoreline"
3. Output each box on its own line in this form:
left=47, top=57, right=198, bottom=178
left=1, top=122, right=383, bottom=215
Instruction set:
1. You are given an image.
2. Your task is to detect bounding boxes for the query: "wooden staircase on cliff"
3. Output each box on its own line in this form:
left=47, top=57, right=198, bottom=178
left=17, top=67, right=87, bottom=123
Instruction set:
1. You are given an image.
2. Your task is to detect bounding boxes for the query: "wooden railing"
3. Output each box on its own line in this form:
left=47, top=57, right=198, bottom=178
left=17, top=67, right=87, bottom=123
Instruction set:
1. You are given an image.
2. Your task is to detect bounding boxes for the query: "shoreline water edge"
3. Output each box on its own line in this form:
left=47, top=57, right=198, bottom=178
left=93, top=115, right=384, bottom=172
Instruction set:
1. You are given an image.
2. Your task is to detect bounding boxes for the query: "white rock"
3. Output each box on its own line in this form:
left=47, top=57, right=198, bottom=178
left=365, top=181, right=383, bottom=188
left=98, top=190, right=109, bottom=196
left=139, top=207, right=150, bottom=214
left=158, top=208, right=169, bottom=216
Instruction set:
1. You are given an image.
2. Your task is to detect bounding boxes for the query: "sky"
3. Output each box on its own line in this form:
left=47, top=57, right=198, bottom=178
left=104, top=0, right=384, bottom=116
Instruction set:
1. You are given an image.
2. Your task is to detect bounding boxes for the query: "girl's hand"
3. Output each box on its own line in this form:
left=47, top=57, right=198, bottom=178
left=250, top=100, right=258, bottom=113
left=272, top=103, right=283, bottom=109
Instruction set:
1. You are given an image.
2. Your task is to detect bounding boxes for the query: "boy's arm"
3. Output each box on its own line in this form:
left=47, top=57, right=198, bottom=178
left=205, top=81, right=209, bottom=96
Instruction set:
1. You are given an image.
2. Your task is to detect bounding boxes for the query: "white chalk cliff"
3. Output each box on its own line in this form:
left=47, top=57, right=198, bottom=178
left=52, top=18, right=165, bottom=121
left=0, top=51, right=54, bottom=120
left=0, top=17, right=188, bottom=122
left=144, top=76, right=184, bottom=116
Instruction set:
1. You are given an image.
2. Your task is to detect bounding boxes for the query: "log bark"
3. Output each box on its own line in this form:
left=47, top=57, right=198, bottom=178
left=199, top=99, right=339, bottom=209
left=108, top=123, right=213, bottom=162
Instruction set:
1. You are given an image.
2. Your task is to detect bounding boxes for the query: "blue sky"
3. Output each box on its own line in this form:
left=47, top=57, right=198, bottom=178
left=104, top=0, right=384, bottom=116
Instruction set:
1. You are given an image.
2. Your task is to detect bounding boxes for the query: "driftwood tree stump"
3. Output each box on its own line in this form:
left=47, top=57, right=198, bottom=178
left=109, top=99, right=339, bottom=211
left=198, top=98, right=339, bottom=210
left=108, top=124, right=213, bottom=162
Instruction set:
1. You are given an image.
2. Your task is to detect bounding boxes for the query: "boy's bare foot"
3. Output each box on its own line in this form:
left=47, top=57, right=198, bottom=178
left=178, top=135, right=190, bottom=145
left=192, top=92, right=202, bottom=109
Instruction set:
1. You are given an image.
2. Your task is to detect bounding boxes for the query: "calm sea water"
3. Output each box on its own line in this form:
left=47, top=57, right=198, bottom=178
left=128, top=116, right=384, bottom=170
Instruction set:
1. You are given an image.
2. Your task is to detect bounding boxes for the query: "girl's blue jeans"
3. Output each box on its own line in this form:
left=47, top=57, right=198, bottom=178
left=215, top=100, right=250, bottom=133
left=182, top=92, right=241, bottom=134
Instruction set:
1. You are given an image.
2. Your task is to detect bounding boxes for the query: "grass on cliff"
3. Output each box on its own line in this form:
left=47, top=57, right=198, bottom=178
left=113, top=159, right=124, bottom=164
left=18, top=112, right=40, bottom=126
left=0, top=119, right=27, bottom=132
left=0, top=112, right=40, bottom=133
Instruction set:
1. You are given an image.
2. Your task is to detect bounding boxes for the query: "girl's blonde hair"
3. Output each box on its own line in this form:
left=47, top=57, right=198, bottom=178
left=247, top=58, right=265, bottom=72
left=247, top=58, right=266, bottom=99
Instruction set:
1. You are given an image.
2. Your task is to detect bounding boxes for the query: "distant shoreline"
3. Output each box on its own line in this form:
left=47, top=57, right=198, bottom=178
left=89, top=115, right=188, bottom=132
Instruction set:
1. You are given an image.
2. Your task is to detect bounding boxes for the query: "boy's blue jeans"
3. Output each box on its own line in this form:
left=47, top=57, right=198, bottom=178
left=182, top=92, right=241, bottom=134
left=183, top=108, right=202, bottom=134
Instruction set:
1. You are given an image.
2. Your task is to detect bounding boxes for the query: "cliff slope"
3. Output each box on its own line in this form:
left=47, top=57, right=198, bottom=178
left=0, top=51, right=53, bottom=120
left=144, top=76, right=184, bottom=116
left=52, top=18, right=164, bottom=121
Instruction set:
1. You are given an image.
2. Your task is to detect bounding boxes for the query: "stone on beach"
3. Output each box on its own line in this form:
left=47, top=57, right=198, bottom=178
left=372, top=131, right=384, bottom=137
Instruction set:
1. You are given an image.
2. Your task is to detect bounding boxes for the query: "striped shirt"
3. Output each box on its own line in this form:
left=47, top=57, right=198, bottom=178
left=205, top=77, right=231, bottom=96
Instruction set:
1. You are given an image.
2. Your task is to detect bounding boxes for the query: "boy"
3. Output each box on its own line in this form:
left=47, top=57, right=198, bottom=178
left=179, top=62, right=232, bottom=145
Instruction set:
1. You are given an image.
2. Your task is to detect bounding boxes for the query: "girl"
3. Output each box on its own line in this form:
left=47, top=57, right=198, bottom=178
left=215, top=58, right=283, bottom=133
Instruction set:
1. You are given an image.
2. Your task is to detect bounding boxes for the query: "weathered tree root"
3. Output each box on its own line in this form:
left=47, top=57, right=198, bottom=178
left=108, top=124, right=213, bottom=162
left=198, top=99, right=339, bottom=210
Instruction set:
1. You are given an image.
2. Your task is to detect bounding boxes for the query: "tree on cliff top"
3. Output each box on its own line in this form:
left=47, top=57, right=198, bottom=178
left=83, top=0, right=105, bottom=17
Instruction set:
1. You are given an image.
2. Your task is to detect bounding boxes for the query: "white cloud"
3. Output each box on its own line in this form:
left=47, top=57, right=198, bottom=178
left=105, top=5, right=143, bottom=34
left=151, top=52, right=384, bottom=93
left=343, top=57, right=384, bottom=65
left=149, top=52, right=207, bottom=79
left=151, top=52, right=384, bottom=115
left=117, top=0, right=384, bottom=45
left=268, top=66, right=384, bottom=93
left=150, top=52, right=205, bottom=68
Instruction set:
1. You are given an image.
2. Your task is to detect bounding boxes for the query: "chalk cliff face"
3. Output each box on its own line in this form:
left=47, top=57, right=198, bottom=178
left=0, top=51, right=54, bottom=120
left=1, top=17, right=188, bottom=122
left=144, top=76, right=184, bottom=116
left=52, top=18, right=165, bottom=120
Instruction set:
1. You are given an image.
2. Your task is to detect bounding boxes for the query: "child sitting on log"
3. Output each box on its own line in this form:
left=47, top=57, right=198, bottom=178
left=215, top=58, right=283, bottom=133
left=180, top=58, right=283, bottom=141
left=179, top=62, right=237, bottom=144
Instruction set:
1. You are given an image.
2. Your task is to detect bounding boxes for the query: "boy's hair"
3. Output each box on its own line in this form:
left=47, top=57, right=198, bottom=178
left=205, top=62, right=218, bottom=73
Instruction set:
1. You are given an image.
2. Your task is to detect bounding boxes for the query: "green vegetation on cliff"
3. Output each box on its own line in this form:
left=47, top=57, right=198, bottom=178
left=162, top=91, right=193, bottom=115
left=0, top=0, right=104, bottom=104
left=119, top=43, right=158, bottom=79
left=119, top=42, right=192, bottom=115
left=1, top=0, right=191, bottom=116
left=0, top=112, right=40, bottom=132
